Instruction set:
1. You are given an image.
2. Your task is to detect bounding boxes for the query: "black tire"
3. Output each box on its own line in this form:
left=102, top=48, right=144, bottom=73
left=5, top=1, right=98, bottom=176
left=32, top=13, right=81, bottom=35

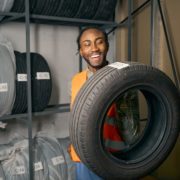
left=93, top=0, right=117, bottom=21
left=21, top=52, right=52, bottom=112
left=69, top=62, right=180, bottom=179
left=12, top=51, right=27, bottom=114
left=74, top=0, right=100, bottom=19
left=54, top=0, right=81, bottom=18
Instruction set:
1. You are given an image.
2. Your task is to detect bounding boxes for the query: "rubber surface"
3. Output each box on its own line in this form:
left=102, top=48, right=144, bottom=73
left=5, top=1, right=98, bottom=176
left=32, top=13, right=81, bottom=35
left=70, top=61, right=180, bottom=179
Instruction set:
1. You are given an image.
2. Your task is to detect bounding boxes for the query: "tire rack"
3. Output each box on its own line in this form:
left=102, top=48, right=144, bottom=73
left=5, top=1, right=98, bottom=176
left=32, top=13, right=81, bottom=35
left=0, top=0, right=179, bottom=179
left=107, top=0, right=180, bottom=89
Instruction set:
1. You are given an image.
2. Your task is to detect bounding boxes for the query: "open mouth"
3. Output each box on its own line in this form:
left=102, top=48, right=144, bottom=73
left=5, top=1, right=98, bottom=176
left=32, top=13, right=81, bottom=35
left=91, top=54, right=101, bottom=58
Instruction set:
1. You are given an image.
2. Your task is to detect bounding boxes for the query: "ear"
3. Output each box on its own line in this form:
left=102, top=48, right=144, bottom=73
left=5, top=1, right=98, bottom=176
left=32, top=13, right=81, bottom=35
left=79, top=48, right=83, bottom=56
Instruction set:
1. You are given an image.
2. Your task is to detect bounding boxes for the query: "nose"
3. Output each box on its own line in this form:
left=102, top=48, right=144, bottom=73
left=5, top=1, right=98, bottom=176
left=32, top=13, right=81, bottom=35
left=91, top=42, right=99, bottom=51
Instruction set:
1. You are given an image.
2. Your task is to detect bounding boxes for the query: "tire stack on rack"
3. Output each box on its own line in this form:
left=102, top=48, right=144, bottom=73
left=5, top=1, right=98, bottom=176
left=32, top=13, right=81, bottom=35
left=33, top=139, right=49, bottom=179
left=10, top=0, right=25, bottom=13
left=0, top=135, right=75, bottom=180
left=0, top=136, right=29, bottom=180
left=22, top=52, right=52, bottom=113
left=1, top=0, right=117, bottom=22
left=0, top=35, right=16, bottom=117
left=34, top=135, right=68, bottom=180
left=12, top=51, right=27, bottom=114
left=12, top=51, right=52, bottom=114
left=0, top=34, right=52, bottom=116
left=50, top=0, right=81, bottom=18
left=0, top=0, right=14, bottom=21
left=73, top=0, right=99, bottom=19
left=0, top=164, right=5, bottom=179
left=10, top=0, right=117, bottom=21
left=33, top=134, right=76, bottom=180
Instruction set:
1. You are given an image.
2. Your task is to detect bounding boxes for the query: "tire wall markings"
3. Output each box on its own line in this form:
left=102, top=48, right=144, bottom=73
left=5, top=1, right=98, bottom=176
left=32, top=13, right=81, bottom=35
left=108, top=62, right=129, bottom=69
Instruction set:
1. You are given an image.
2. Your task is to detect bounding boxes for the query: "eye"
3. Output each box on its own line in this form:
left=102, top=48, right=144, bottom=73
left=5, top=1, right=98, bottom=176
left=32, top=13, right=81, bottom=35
left=96, top=38, right=105, bottom=45
left=82, top=41, right=91, bottom=47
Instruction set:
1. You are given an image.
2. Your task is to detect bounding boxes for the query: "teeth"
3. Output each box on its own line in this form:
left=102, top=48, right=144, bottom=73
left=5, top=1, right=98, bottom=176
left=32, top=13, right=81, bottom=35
left=91, top=54, right=100, bottom=58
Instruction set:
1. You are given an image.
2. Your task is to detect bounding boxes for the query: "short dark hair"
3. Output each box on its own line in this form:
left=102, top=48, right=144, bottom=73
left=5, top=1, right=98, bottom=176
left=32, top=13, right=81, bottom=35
left=77, top=27, right=109, bottom=50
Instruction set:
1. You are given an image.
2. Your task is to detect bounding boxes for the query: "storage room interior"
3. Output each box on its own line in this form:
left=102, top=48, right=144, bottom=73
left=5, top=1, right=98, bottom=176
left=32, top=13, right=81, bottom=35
left=0, top=0, right=180, bottom=179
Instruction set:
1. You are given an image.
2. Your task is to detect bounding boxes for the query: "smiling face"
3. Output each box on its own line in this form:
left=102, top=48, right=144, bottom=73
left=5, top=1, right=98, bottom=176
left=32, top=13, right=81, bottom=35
left=79, top=28, right=109, bottom=72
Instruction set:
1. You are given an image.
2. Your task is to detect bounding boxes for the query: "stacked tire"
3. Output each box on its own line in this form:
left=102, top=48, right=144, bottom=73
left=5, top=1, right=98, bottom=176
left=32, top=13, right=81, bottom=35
left=10, top=0, right=117, bottom=21
left=0, top=0, right=14, bottom=21
left=0, top=35, right=16, bottom=116
left=0, top=135, right=75, bottom=180
left=1, top=0, right=117, bottom=22
left=0, top=35, right=52, bottom=117
left=12, top=51, right=52, bottom=114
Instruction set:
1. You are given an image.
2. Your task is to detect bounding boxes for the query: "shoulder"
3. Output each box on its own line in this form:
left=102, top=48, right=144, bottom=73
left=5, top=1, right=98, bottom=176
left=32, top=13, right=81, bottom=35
left=72, top=69, right=87, bottom=83
left=71, top=69, right=88, bottom=106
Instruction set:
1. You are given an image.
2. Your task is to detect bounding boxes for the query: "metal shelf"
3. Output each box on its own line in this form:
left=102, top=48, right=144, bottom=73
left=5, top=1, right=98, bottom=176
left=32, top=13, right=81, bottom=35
left=0, top=104, right=70, bottom=121
left=0, top=12, right=118, bottom=28
left=30, top=14, right=118, bottom=27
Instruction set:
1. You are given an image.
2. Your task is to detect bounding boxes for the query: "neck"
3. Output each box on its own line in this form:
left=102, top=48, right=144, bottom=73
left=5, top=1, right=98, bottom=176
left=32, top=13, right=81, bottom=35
left=88, top=66, right=99, bottom=73
left=88, top=60, right=109, bottom=73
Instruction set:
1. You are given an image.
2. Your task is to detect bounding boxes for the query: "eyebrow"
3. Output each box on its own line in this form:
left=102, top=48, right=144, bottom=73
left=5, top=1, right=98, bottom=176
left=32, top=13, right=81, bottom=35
left=81, top=40, right=91, bottom=43
left=81, top=37, right=105, bottom=43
